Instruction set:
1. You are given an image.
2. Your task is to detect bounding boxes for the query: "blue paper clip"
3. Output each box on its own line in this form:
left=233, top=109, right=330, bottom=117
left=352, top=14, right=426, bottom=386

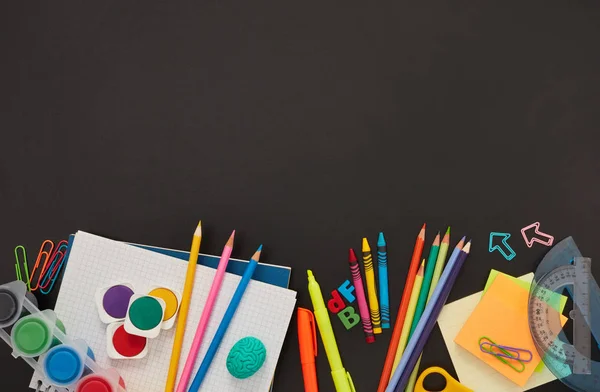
left=39, top=240, right=69, bottom=295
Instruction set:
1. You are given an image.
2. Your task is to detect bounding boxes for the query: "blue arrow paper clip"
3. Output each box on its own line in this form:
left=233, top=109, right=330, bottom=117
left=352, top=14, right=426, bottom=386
left=489, top=232, right=516, bottom=261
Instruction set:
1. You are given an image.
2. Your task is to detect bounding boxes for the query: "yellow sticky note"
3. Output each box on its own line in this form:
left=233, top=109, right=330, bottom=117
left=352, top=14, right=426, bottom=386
left=454, top=274, right=565, bottom=387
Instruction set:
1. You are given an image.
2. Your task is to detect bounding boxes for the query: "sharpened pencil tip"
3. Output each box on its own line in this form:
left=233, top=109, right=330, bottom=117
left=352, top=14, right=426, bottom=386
left=362, top=237, right=371, bottom=252
left=251, top=245, right=262, bottom=261
left=456, top=236, right=466, bottom=250
left=418, top=260, right=425, bottom=275
left=377, top=232, right=386, bottom=246
left=307, top=270, right=313, bottom=278
left=442, top=227, right=450, bottom=244
left=418, top=224, right=426, bottom=239
left=225, top=230, right=235, bottom=247
left=194, top=221, right=202, bottom=237
left=433, top=232, right=440, bottom=246
left=463, top=241, right=472, bottom=253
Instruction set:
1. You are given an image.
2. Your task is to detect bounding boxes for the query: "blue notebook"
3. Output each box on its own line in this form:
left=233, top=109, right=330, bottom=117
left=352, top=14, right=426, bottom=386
left=62, top=235, right=291, bottom=289
left=132, top=243, right=291, bottom=288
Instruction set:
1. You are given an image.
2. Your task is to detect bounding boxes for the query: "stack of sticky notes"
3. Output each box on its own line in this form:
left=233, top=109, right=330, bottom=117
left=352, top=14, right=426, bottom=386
left=438, top=270, right=568, bottom=392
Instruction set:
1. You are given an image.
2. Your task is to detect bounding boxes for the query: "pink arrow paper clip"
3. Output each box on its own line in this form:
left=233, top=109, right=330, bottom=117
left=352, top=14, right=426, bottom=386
left=520, top=222, right=554, bottom=248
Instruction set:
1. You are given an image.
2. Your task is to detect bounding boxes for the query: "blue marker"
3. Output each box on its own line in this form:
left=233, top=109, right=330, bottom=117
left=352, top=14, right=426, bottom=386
left=377, top=232, right=390, bottom=329
left=187, top=245, right=262, bottom=392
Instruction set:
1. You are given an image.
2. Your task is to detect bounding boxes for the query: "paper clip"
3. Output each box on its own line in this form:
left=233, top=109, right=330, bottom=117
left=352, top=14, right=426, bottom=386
left=479, top=337, right=532, bottom=373
left=29, top=240, right=55, bottom=292
left=39, top=240, right=69, bottom=295
left=14, top=245, right=31, bottom=291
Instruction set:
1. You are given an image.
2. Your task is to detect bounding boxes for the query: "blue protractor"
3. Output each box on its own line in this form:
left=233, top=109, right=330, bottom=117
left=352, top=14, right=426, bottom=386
left=529, top=237, right=600, bottom=391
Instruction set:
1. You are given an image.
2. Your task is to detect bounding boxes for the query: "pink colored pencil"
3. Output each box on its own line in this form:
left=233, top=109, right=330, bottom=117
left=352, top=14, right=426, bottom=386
left=175, top=231, right=235, bottom=392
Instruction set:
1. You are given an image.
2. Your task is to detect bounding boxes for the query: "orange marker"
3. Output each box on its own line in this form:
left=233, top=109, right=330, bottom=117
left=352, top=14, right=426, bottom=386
left=298, top=308, right=319, bottom=392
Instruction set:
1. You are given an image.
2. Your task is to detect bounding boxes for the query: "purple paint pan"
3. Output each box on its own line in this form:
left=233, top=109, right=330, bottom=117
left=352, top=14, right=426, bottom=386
left=95, top=284, right=135, bottom=324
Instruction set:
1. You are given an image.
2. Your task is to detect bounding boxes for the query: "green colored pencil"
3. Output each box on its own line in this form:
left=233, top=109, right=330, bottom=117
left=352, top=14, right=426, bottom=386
left=407, top=232, right=440, bottom=336
left=427, top=227, right=450, bottom=301
left=405, top=228, right=451, bottom=392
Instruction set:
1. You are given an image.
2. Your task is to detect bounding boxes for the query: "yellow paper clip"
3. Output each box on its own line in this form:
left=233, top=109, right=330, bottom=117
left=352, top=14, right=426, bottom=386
left=14, top=245, right=31, bottom=291
left=39, top=240, right=69, bottom=295
left=29, top=240, right=55, bottom=292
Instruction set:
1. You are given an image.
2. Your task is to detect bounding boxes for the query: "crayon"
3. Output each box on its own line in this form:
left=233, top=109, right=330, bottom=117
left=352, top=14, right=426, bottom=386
left=348, top=249, right=375, bottom=343
left=377, top=232, right=390, bottom=329
left=362, top=238, right=382, bottom=334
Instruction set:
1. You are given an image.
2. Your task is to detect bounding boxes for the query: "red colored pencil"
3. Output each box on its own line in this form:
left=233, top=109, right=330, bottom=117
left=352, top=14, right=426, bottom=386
left=377, top=224, right=426, bottom=392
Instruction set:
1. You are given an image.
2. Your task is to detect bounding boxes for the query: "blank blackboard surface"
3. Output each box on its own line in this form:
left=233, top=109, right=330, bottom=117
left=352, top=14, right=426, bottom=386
left=2, top=2, right=599, bottom=391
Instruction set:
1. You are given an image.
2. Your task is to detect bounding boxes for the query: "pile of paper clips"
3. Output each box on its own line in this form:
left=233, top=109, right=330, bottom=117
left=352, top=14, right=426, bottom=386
left=479, top=336, right=533, bottom=373
left=14, top=239, right=69, bottom=295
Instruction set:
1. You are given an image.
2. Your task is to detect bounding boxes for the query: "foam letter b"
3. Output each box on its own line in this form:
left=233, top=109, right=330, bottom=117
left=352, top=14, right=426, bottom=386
left=338, top=306, right=360, bottom=330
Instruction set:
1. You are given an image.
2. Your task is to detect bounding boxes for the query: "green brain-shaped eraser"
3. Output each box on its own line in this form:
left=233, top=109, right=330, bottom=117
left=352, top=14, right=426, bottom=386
left=226, top=336, right=267, bottom=379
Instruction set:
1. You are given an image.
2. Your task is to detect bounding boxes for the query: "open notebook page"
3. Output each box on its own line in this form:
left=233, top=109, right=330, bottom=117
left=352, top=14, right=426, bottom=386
left=31, top=231, right=296, bottom=392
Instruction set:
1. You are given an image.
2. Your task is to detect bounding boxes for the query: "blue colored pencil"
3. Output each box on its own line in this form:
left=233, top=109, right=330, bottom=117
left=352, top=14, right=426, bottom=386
left=187, top=245, right=262, bottom=392
left=377, top=232, right=390, bottom=329
left=386, top=239, right=471, bottom=392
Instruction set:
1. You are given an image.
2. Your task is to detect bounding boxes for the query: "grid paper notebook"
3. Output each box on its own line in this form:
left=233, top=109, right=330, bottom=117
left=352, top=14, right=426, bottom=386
left=30, top=231, right=297, bottom=392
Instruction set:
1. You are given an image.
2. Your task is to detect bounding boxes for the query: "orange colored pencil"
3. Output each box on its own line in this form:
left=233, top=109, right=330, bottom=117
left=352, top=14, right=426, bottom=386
left=376, top=223, right=426, bottom=392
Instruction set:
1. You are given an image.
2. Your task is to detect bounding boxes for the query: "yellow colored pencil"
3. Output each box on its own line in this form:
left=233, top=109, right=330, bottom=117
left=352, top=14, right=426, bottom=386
left=362, top=238, right=382, bottom=334
left=165, top=221, right=202, bottom=392
left=389, top=260, right=425, bottom=381
left=404, top=228, right=451, bottom=392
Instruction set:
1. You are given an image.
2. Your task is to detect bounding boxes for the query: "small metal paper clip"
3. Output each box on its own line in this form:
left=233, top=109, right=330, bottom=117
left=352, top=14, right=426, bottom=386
left=29, top=240, right=55, bottom=292
left=14, top=245, right=31, bottom=291
left=479, top=336, right=532, bottom=373
left=39, top=240, right=69, bottom=295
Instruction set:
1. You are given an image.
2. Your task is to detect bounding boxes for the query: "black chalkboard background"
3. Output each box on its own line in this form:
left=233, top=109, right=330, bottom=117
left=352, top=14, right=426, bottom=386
left=2, top=1, right=599, bottom=391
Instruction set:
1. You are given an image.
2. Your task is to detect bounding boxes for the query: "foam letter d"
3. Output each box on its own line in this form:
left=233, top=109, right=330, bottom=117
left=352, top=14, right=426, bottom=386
left=327, top=290, right=346, bottom=314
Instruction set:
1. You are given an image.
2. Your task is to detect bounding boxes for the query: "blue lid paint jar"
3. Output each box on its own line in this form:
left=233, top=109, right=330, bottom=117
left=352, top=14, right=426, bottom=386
left=43, top=344, right=85, bottom=386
